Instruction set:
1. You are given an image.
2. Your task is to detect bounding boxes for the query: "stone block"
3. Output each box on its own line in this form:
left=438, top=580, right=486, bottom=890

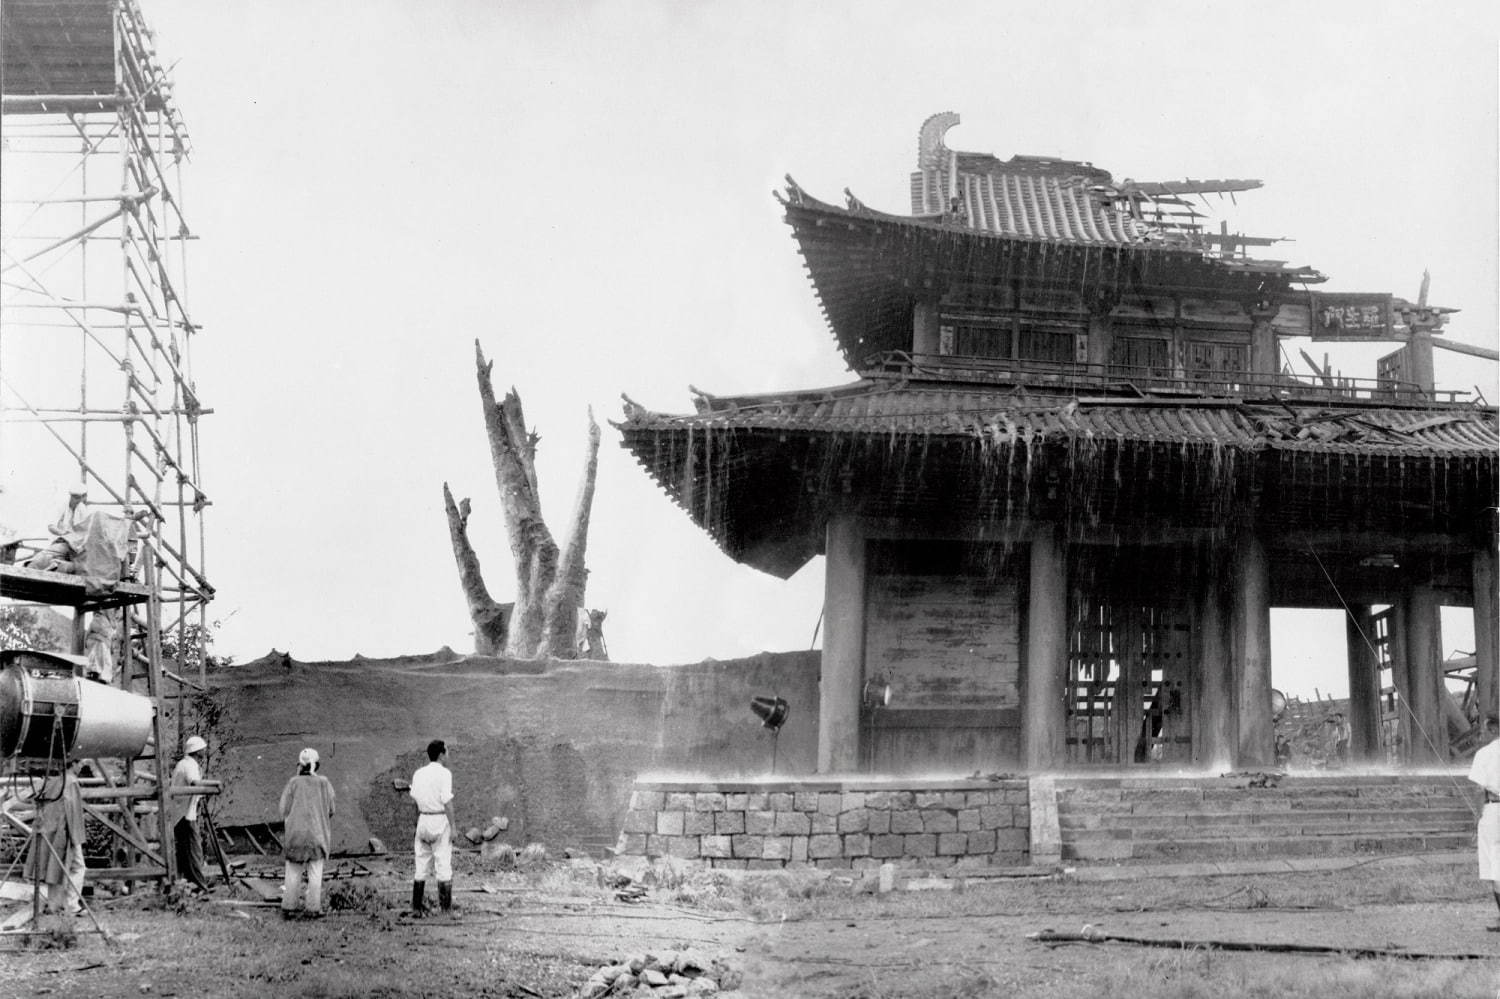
left=957, top=809, right=981, bottom=832
left=979, top=805, right=1007, bottom=829
left=790, top=836, right=809, bottom=864
left=745, top=810, right=775, bottom=835
left=700, top=835, right=732, bottom=859
left=768, top=793, right=793, bottom=811
left=746, top=859, right=785, bottom=870
left=851, top=856, right=879, bottom=872
left=809, top=834, right=842, bottom=859
left=941, top=792, right=968, bottom=809
left=921, top=809, right=958, bottom=833
left=631, top=791, right=664, bottom=812
left=646, top=835, right=666, bottom=856
left=1002, top=789, right=1030, bottom=805
left=966, top=829, right=996, bottom=854
left=623, top=810, right=654, bottom=835
left=893, top=791, right=915, bottom=808
left=890, top=810, right=924, bottom=834
left=995, top=827, right=1029, bottom=855
left=730, top=835, right=764, bottom=859
left=965, top=790, right=995, bottom=807
left=904, top=833, right=937, bottom=857
left=666, top=793, right=695, bottom=811
left=838, top=808, right=869, bottom=834
left=657, top=812, right=685, bottom=836
left=937, top=832, right=968, bottom=856
left=617, top=834, right=647, bottom=856
left=743, top=792, right=768, bottom=811
left=762, top=837, right=792, bottom=861
left=864, top=791, right=893, bottom=810
left=842, top=792, right=866, bottom=810
left=725, top=793, right=750, bottom=811
left=715, top=811, right=745, bottom=835
left=870, top=834, right=905, bottom=859
left=793, top=792, right=820, bottom=812
left=711, top=858, right=747, bottom=870
left=843, top=833, right=870, bottom=858
left=666, top=837, right=700, bottom=859
left=773, top=811, right=812, bottom=836
left=814, top=858, right=852, bottom=869
left=867, top=810, right=891, bottom=834
left=695, top=793, right=726, bottom=812
left=817, top=792, right=843, bottom=816
left=683, top=812, right=715, bottom=836
left=915, top=791, right=944, bottom=808
left=811, top=814, right=837, bottom=834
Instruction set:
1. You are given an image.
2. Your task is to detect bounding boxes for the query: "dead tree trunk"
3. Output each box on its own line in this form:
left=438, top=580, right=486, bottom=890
left=441, top=483, right=512, bottom=655
left=446, top=340, right=601, bottom=659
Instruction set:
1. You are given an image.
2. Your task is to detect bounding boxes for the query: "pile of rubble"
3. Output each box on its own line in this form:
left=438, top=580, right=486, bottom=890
left=579, top=949, right=739, bottom=997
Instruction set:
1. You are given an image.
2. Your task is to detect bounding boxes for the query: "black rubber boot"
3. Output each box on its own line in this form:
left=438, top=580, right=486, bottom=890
left=410, top=881, right=426, bottom=917
left=438, top=881, right=454, bottom=915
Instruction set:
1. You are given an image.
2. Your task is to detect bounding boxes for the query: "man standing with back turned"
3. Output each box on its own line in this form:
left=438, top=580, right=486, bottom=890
left=409, top=739, right=456, bottom=917
left=1468, top=715, right=1500, bottom=932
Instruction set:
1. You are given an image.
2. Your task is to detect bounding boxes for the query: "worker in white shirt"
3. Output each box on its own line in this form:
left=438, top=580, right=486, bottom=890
left=408, top=739, right=456, bottom=917
left=1469, top=715, right=1500, bottom=932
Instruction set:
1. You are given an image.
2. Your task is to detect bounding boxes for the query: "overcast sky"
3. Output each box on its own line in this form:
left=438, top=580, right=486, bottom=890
left=4, top=1, right=1497, bottom=699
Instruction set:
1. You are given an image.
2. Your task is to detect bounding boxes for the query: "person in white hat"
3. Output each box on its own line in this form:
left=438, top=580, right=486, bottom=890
left=169, top=735, right=216, bottom=892
left=278, top=748, right=336, bottom=919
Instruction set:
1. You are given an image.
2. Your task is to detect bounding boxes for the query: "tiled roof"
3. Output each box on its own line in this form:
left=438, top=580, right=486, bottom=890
left=624, top=381, right=1499, bottom=458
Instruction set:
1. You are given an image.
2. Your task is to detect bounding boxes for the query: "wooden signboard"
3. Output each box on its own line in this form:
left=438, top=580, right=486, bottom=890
left=1309, top=292, right=1394, bottom=341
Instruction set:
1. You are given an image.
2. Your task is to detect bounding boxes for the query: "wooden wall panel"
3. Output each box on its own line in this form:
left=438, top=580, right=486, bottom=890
left=865, top=573, right=1020, bottom=709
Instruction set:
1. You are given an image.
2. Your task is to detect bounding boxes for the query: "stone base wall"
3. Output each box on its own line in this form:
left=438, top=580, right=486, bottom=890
left=616, top=779, right=1031, bottom=870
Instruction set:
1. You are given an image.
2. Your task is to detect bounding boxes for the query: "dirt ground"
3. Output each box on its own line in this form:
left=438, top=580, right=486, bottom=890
left=3, top=852, right=1498, bottom=999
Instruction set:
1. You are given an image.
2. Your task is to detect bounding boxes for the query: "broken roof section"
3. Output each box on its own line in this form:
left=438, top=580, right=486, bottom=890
left=906, top=111, right=1293, bottom=265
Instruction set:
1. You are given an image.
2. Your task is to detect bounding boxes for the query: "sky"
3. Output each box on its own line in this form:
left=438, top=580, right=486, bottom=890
left=2, top=1, right=1497, bottom=700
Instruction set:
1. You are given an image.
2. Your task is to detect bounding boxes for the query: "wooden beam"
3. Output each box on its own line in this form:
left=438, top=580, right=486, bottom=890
left=1431, top=338, right=1500, bottom=362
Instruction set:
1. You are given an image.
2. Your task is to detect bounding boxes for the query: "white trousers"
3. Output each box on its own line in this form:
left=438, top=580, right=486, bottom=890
left=413, top=814, right=452, bottom=882
left=1479, top=803, right=1499, bottom=882
left=282, top=856, right=325, bottom=913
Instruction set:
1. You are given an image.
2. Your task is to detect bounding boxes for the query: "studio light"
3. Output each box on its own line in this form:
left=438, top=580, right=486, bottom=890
left=0, top=650, right=154, bottom=763
left=750, top=695, right=789, bottom=731
left=862, top=675, right=891, bottom=711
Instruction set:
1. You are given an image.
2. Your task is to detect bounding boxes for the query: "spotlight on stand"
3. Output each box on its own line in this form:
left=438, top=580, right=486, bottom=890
left=750, top=695, right=788, bottom=731
left=862, top=676, right=891, bottom=711
left=860, top=676, right=891, bottom=772
left=749, top=695, right=789, bottom=773
left=1, top=649, right=154, bottom=771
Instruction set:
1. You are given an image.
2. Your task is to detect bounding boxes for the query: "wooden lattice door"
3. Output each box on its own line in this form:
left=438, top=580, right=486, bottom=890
left=1068, top=599, right=1193, bottom=765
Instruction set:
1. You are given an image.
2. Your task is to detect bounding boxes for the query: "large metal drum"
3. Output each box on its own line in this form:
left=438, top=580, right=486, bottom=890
left=0, top=650, right=154, bottom=761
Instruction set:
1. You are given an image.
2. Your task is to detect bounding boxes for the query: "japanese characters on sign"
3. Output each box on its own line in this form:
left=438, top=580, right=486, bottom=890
left=1308, top=292, right=1394, bottom=341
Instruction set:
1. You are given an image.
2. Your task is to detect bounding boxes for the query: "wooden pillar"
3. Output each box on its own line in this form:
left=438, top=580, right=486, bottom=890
left=1085, top=314, right=1113, bottom=372
left=1474, top=548, right=1499, bottom=725
left=1389, top=599, right=1413, bottom=764
left=1402, top=584, right=1445, bottom=764
left=819, top=514, right=865, bottom=773
left=1407, top=331, right=1435, bottom=397
left=1249, top=311, right=1278, bottom=379
left=1024, top=526, right=1067, bottom=770
left=1194, top=570, right=1235, bottom=770
left=1344, top=605, right=1382, bottom=762
left=912, top=301, right=940, bottom=357
left=1233, top=527, right=1273, bottom=767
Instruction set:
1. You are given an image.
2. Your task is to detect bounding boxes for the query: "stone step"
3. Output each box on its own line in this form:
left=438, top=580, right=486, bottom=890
left=1059, top=807, right=1475, bottom=833
left=1057, top=791, right=1475, bottom=815
left=1062, top=830, right=1474, bottom=863
left=1064, top=819, right=1471, bottom=842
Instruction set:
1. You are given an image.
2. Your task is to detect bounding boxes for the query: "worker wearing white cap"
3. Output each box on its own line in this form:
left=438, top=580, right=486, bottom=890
left=278, top=748, right=336, bottom=919
left=170, top=735, right=215, bottom=893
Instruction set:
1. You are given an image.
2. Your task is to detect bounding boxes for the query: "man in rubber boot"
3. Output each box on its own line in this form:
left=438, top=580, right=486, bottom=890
left=409, top=739, right=457, bottom=917
left=1468, top=715, right=1500, bottom=932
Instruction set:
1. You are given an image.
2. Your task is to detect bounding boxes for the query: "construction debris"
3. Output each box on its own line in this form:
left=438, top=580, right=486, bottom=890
left=1026, top=925, right=1493, bottom=961
left=578, top=950, right=740, bottom=998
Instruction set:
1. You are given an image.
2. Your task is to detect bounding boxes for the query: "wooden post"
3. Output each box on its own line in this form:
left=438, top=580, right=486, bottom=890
left=1195, top=572, right=1235, bottom=769
left=1388, top=600, right=1412, bottom=764
left=1402, top=584, right=1445, bottom=763
left=1024, top=525, right=1067, bottom=770
left=1407, top=330, right=1435, bottom=397
left=819, top=514, right=865, bottom=773
left=912, top=301, right=940, bottom=357
left=1344, top=605, right=1381, bottom=762
left=1233, top=527, right=1273, bottom=767
left=1249, top=309, right=1278, bottom=379
left=1474, top=548, right=1499, bottom=725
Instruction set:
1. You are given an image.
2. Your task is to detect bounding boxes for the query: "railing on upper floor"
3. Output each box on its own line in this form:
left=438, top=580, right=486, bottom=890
left=861, top=351, right=1477, bottom=406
